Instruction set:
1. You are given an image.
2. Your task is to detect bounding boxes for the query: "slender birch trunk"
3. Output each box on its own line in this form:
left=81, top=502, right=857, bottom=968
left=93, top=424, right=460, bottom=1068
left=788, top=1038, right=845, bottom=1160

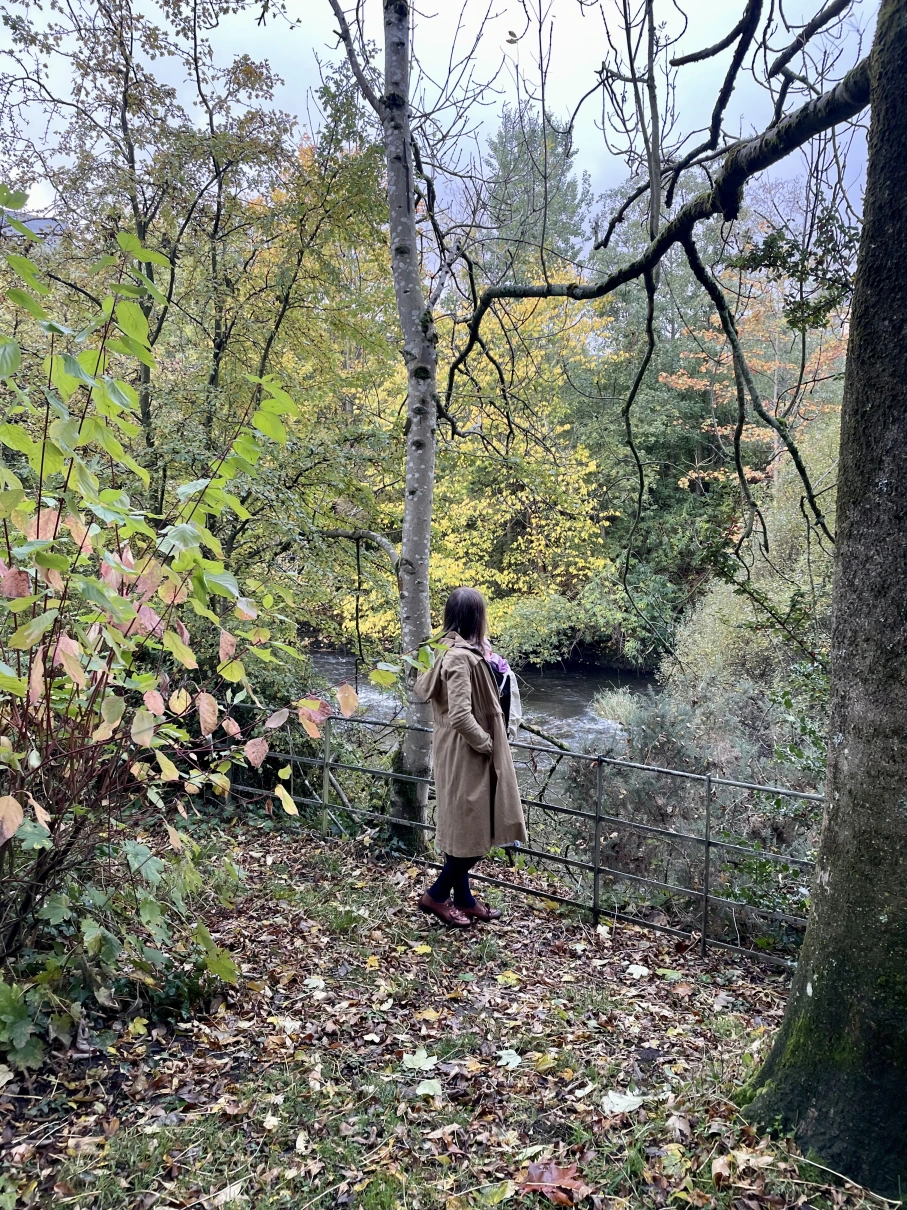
left=382, top=0, right=436, bottom=842
left=329, top=0, right=437, bottom=843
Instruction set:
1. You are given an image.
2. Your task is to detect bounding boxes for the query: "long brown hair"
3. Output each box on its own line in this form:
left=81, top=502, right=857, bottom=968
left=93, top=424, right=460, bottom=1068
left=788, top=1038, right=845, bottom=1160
left=442, top=587, right=488, bottom=646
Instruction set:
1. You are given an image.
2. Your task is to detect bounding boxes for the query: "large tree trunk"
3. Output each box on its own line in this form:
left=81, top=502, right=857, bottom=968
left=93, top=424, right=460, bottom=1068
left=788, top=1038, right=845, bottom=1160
left=747, top=0, right=907, bottom=1193
left=381, top=0, right=436, bottom=845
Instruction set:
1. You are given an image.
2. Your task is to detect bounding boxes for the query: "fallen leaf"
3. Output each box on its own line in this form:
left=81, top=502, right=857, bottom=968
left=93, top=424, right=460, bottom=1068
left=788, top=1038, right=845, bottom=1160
left=497, top=1048, right=522, bottom=1070
left=517, top=1160, right=594, bottom=1206
left=666, top=1112, right=692, bottom=1140
left=415, top=1078, right=442, bottom=1098
left=402, top=1047, right=437, bottom=1071
left=625, top=963, right=651, bottom=979
left=712, top=1154, right=732, bottom=1187
left=601, top=1089, right=645, bottom=1114
left=204, top=1180, right=244, bottom=1207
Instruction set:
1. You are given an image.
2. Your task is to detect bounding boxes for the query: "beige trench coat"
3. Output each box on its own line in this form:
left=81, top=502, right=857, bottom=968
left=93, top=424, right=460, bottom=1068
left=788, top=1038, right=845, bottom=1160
left=414, top=633, right=527, bottom=858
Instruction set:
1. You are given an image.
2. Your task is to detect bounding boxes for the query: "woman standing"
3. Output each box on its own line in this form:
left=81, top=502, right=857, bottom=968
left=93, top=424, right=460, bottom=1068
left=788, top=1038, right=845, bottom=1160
left=414, top=588, right=527, bottom=927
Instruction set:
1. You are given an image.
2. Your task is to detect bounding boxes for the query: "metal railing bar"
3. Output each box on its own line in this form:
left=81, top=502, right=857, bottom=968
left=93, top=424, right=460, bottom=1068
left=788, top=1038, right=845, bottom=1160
left=710, top=838, right=815, bottom=869
left=232, top=783, right=324, bottom=810
left=598, top=865, right=704, bottom=901
left=269, top=751, right=432, bottom=786
left=508, top=844, right=595, bottom=873
left=328, top=759, right=433, bottom=786
left=703, top=936, right=796, bottom=969
left=520, top=798, right=815, bottom=870
left=326, top=802, right=436, bottom=832
left=706, top=894, right=808, bottom=927
left=274, top=718, right=821, bottom=803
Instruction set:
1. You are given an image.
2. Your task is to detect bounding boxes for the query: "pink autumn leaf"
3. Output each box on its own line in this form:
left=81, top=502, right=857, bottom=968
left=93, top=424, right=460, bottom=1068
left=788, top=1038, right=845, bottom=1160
left=137, top=604, right=165, bottom=638
left=174, top=618, right=191, bottom=644
left=53, top=633, right=87, bottom=688
left=244, top=737, right=269, bottom=768
left=143, top=690, right=166, bottom=716
left=25, top=510, right=60, bottom=541
left=1, top=567, right=32, bottom=598
left=222, top=717, right=241, bottom=738
left=219, top=631, right=237, bottom=663
left=264, top=708, right=289, bottom=729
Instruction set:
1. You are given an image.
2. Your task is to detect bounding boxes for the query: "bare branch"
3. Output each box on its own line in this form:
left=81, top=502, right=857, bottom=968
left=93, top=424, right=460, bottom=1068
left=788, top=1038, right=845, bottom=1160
left=321, top=527, right=400, bottom=570
left=768, top=0, right=852, bottom=79
left=326, top=0, right=382, bottom=115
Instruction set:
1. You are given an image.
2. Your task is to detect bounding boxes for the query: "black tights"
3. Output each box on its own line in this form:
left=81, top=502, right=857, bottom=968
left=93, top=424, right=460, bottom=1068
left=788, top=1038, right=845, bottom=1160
left=427, top=855, right=481, bottom=909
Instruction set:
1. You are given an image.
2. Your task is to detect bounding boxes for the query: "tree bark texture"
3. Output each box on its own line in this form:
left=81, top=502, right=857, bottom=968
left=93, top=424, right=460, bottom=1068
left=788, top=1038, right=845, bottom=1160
left=380, top=0, right=437, bottom=844
left=748, top=0, right=907, bottom=1193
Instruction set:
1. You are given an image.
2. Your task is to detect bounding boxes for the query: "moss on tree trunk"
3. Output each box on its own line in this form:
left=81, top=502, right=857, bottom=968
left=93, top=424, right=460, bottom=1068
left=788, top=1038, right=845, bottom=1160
left=747, top=0, right=907, bottom=1194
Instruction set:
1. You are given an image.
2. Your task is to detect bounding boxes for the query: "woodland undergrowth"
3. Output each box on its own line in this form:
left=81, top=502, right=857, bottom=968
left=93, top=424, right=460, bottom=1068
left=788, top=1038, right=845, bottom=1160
left=0, top=827, right=891, bottom=1210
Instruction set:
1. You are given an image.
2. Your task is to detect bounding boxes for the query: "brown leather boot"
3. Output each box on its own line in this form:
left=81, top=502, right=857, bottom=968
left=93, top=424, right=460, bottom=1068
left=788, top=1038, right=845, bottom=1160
left=459, top=899, right=502, bottom=922
left=417, top=892, right=471, bottom=928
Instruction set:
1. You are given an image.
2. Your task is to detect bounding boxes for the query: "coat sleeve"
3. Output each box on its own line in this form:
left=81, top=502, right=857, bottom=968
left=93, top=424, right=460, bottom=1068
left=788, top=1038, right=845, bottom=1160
left=443, top=656, right=493, bottom=754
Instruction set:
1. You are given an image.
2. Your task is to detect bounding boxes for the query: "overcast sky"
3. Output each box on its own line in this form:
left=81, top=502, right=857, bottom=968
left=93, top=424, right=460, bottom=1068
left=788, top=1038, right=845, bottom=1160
left=21, top=0, right=874, bottom=212
left=211, top=0, right=874, bottom=198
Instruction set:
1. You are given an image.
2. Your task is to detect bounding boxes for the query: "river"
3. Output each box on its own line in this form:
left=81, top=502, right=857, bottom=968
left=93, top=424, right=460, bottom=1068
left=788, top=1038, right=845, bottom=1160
left=308, top=651, right=654, bottom=752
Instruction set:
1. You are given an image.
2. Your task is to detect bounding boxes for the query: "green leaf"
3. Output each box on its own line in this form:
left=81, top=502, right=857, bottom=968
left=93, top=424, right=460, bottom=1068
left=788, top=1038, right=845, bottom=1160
left=123, top=840, right=165, bottom=887
left=0, top=338, right=21, bottom=377
left=204, top=946, right=239, bottom=984
left=231, top=431, right=261, bottom=464
left=15, top=818, right=51, bottom=851
left=0, top=423, right=38, bottom=459
left=162, top=630, right=198, bottom=669
left=7, top=288, right=48, bottom=320
left=203, top=570, right=239, bottom=599
left=9, top=609, right=58, bottom=650
left=5, top=253, right=49, bottom=295
left=116, top=231, right=171, bottom=268
left=218, top=658, right=246, bottom=683
left=8, top=1034, right=45, bottom=1069
left=0, top=185, right=28, bottom=209
left=88, top=254, right=118, bottom=274
left=106, top=336, right=155, bottom=368
left=72, top=576, right=136, bottom=624
left=61, top=352, right=97, bottom=387
left=0, top=661, right=27, bottom=697
left=34, top=550, right=70, bottom=573
left=157, top=522, right=201, bottom=555
left=0, top=488, right=25, bottom=517
left=259, top=385, right=298, bottom=416
left=103, top=377, right=139, bottom=411
left=115, top=300, right=149, bottom=347
left=38, top=893, right=72, bottom=925
left=252, top=409, right=287, bottom=444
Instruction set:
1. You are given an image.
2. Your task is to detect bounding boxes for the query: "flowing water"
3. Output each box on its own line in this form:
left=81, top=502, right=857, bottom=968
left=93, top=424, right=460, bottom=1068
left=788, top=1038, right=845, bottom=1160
left=308, top=650, right=655, bottom=752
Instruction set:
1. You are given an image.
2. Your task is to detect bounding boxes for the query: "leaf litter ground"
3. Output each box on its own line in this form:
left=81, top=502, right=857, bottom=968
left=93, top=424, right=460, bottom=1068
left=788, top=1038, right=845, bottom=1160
left=0, top=829, right=894, bottom=1210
